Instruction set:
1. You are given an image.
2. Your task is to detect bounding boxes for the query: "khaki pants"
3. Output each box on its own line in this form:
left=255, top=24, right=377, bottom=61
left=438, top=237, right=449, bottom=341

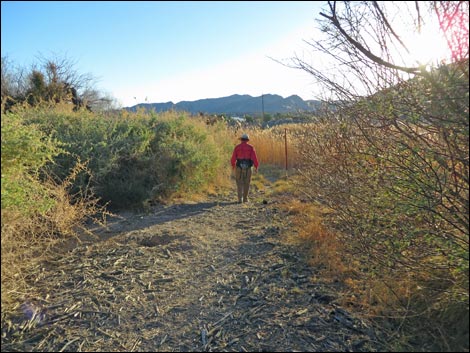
left=235, top=167, right=252, bottom=202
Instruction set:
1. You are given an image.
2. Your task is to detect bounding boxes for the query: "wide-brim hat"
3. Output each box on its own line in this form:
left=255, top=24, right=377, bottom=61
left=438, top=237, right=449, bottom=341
left=240, top=133, right=249, bottom=140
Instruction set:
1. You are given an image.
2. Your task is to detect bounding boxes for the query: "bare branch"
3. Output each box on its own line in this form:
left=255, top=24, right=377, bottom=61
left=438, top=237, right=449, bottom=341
left=319, top=7, right=423, bottom=75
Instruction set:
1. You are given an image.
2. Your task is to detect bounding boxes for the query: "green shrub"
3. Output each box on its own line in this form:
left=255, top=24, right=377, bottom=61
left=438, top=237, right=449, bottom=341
left=1, top=113, right=62, bottom=215
left=98, top=115, right=223, bottom=207
left=17, top=108, right=230, bottom=209
left=1, top=109, right=105, bottom=311
left=151, top=116, right=221, bottom=193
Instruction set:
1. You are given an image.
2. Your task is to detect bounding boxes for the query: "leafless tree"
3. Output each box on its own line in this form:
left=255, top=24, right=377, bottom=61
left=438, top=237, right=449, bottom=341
left=2, top=54, right=115, bottom=112
left=1, top=56, right=29, bottom=110
left=288, top=1, right=468, bottom=101
left=289, top=2, right=468, bottom=347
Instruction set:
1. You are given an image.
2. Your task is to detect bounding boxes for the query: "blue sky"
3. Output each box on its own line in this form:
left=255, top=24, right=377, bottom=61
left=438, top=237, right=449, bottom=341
left=2, top=1, right=327, bottom=107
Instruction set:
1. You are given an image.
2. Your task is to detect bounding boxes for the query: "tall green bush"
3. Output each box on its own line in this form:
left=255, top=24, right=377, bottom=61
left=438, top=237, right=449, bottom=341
left=1, top=113, right=62, bottom=215
left=18, top=108, right=229, bottom=209
left=97, top=114, right=222, bottom=207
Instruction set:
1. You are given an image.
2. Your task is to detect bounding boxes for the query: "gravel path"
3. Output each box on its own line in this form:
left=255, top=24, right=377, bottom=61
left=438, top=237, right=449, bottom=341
left=1, top=185, right=382, bottom=352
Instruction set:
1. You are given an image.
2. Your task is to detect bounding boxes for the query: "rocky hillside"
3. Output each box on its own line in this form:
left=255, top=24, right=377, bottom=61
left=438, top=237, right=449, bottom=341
left=127, top=94, right=322, bottom=115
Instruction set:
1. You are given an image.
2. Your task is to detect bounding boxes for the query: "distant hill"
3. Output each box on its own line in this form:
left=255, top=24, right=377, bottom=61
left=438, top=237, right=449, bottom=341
left=126, top=94, right=321, bottom=115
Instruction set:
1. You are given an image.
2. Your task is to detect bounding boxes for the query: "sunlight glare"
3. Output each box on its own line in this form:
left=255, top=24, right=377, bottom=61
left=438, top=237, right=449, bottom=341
left=404, top=22, right=451, bottom=67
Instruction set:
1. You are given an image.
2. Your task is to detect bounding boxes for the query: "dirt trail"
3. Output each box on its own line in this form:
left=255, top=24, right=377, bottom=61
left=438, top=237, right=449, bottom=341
left=1, top=184, right=382, bottom=352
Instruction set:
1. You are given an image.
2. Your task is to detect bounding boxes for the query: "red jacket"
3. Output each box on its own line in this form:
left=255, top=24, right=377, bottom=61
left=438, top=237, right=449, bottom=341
left=231, top=141, right=259, bottom=169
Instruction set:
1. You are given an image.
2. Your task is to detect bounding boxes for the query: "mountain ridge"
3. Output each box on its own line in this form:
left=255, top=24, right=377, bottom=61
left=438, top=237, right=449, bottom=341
left=126, top=93, right=321, bottom=115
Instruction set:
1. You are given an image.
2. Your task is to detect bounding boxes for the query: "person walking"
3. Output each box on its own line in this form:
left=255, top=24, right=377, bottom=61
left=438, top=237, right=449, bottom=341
left=231, top=133, right=259, bottom=203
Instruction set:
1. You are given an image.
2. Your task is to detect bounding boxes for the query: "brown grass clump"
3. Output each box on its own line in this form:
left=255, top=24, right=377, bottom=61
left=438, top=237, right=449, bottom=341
left=1, top=163, right=107, bottom=311
left=278, top=199, right=353, bottom=279
left=276, top=186, right=415, bottom=312
left=278, top=182, right=468, bottom=351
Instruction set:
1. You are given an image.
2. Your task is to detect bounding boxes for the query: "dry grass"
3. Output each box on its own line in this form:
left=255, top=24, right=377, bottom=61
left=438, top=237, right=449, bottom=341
left=1, top=163, right=107, bottom=311
left=278, top=196, right=440, bottom=318
left=234, top=126, right=301, bottom=170
left=276, top=170, right=469, bottom=351
left=1, top=210, right=51, bottom=307
left=275, top=187, right=417, bottom=314
left=279, top=199, right=352, bottom=278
